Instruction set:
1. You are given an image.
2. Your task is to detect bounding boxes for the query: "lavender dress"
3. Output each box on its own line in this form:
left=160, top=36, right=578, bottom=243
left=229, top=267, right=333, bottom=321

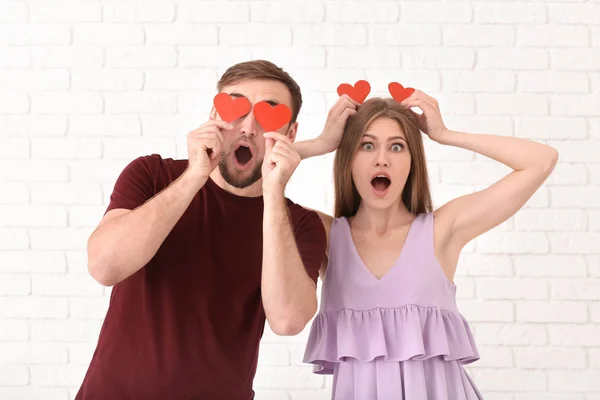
left=304, top=213, right=483, bottom=399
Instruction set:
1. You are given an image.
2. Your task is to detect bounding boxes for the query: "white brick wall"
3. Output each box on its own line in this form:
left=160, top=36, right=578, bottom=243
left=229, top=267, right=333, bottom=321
left=0, top=0, right=598, bottom=399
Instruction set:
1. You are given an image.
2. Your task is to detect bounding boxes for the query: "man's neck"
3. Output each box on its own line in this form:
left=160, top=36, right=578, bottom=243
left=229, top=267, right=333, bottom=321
left=209, top=169, right=263, bottom=198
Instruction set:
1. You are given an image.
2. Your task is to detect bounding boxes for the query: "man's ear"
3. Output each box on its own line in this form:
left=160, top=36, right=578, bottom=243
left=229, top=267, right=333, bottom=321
left=210, top=106, right=217, bottom=120
left=286, top=121, right=298, bottom=142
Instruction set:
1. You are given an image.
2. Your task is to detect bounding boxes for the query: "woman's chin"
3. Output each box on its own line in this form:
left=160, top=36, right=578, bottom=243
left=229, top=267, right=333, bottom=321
left=357, top=189, right=401, bottom=209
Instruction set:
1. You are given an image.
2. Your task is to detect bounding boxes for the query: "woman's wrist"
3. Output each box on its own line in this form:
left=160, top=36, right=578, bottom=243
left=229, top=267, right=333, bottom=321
left=431, top=128, right=453, bottom=145
left=295, top=137, right=335, bottom=160
left=315, top=135, right=338, bottom=154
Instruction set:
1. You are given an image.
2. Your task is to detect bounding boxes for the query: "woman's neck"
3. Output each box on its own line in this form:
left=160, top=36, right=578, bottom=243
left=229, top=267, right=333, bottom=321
left=350, top=203, right=415, bottom=234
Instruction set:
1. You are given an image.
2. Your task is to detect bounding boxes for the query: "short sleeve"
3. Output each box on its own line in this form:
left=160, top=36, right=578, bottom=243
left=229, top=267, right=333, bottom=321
left=292, top=210, right=327, bottom=285
left=105, top=155, right=159, bottom=215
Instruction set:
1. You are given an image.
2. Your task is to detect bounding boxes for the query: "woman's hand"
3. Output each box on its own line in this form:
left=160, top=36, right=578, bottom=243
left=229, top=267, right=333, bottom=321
left=317, top=94, right=358, bottom=152
left=401, top=90, right=449, bottom=143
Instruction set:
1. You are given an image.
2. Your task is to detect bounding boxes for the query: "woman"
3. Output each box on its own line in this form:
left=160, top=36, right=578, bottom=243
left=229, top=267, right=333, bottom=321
left=282, top=90, right=558, bottom=399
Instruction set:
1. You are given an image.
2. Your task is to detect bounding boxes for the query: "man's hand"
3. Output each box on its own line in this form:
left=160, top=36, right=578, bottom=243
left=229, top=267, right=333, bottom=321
left=261, top=132, right=301, bottom=196
left=185, top=110, right=233, bottom=183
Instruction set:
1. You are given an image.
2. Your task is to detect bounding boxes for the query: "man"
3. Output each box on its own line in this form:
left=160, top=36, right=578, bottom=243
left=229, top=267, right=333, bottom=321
left=75, top=60, right=327, bottom=400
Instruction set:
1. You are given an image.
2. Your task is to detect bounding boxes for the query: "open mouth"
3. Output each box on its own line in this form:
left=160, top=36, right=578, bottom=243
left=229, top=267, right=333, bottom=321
left=234, top=144, right=253, bottom=166
left=371, top=174, right=391, bottom=196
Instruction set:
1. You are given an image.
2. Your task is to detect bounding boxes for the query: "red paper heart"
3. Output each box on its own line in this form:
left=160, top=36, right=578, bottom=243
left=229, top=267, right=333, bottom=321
left=388, top=82, right=415, bottom=103
left=253, top=102, right=292, bottom=132
left=337, top=80, right=371, bottom=104
left=213, top=92, right=252, bottom=122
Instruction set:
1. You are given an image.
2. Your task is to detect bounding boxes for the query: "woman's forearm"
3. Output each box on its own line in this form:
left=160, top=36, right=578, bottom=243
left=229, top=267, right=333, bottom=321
left=437, top=129, right=559, bottom=171
left=294, top=138, right=333, bottom=160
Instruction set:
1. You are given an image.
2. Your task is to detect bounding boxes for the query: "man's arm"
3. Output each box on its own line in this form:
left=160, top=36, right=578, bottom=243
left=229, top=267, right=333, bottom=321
left=88, top=118, right=231, bottom=286
left=260, top=132, right=326, bottom=336
left=88, top=170, right=205, bottom=286
left=262, top=194, right=324, bottom=335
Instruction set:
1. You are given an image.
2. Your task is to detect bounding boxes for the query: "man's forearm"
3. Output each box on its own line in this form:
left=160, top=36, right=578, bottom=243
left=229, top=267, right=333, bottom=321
left=261, top=192, right=318, bottom=335
left=88, top=171, right=205, bottom=286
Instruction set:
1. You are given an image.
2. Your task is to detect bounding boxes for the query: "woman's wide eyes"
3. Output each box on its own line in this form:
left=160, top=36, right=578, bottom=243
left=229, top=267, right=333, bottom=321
left=361, top=143, right=403, bottom=151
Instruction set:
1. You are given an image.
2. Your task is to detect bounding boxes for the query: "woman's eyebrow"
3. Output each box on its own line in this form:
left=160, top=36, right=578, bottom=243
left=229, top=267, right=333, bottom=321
left=362, top=133, right=406, bottom=142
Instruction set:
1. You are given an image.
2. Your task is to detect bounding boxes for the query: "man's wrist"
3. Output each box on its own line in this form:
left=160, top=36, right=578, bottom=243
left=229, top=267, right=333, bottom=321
left=179, top=169, right=208, bottom=194
left=263, top=187, right=286, bottom=204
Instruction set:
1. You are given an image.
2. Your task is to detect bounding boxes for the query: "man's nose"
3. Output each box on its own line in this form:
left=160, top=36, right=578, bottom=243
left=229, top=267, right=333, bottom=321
left=239, top=111, right=258, bottom=137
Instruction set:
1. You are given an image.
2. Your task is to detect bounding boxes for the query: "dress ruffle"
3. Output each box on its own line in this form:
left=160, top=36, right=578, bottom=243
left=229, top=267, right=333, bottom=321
left=303, top=304, right=480, bottom=374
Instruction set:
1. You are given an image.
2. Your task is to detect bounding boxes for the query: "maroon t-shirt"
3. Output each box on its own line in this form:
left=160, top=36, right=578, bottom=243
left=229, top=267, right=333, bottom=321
left=75, top=154, right=326, bottom=400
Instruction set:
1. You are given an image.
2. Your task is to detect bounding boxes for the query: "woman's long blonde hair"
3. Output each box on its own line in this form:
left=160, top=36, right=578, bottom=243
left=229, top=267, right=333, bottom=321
left=333, top=98, right=433, bottom=218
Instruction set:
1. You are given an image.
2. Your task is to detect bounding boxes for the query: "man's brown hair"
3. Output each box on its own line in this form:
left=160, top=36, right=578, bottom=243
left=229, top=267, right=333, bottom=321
left=217, top=60, right=303, bottom=123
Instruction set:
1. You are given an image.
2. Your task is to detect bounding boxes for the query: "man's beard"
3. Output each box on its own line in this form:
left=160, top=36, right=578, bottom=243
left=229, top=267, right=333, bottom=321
left=218, top=150, right=263, bottom=189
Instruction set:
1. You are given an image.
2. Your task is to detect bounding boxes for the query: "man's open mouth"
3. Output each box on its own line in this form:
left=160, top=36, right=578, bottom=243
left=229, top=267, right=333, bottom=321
left=234, top=144, right=253, bottom=166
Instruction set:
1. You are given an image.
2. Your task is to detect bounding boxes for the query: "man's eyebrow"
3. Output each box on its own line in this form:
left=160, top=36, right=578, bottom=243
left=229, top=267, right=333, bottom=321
left=229, top=93, right=279, bottom=107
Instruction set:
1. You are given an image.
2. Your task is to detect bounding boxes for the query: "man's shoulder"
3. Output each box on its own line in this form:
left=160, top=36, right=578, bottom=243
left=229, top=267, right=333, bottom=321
left=285, top=199, right=329, bottom=230
left=285, top=198, right=315, bottom=218
left=131, top=154, right=188, bottom=182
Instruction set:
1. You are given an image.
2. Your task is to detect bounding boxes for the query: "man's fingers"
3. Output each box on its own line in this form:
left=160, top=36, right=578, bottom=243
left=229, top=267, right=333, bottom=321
left=198, top=138, right=220, bottom=156
left=267, top=149, right=287, bottom=166
left=263, top=132, right=292, bottom=144
left=207, top=119, right=234, bottom=130
left=191, top=120, right=233, bottom=133
left=194, top=133, right=222, bottom=145
left=269, top=150, right=288, bottom=162
left=267, top=141, right=299, bottom=162
left=194, top=129, right=224, bottom=144
left=196, top=125, right=224, bottom=137
left=264, top=137, right=275, bottom=158
left=270, top=143, right=293, bottom=157
left=191, top=128, right=224, bottom=158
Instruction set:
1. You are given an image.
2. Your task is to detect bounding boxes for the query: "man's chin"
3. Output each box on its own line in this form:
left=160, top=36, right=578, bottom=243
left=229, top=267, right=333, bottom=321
left=218, top=162, right=262, bottom=189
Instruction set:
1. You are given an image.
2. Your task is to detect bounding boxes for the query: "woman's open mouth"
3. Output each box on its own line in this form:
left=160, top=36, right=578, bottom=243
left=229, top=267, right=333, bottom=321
left=371, top=174, right=391, bottom=197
